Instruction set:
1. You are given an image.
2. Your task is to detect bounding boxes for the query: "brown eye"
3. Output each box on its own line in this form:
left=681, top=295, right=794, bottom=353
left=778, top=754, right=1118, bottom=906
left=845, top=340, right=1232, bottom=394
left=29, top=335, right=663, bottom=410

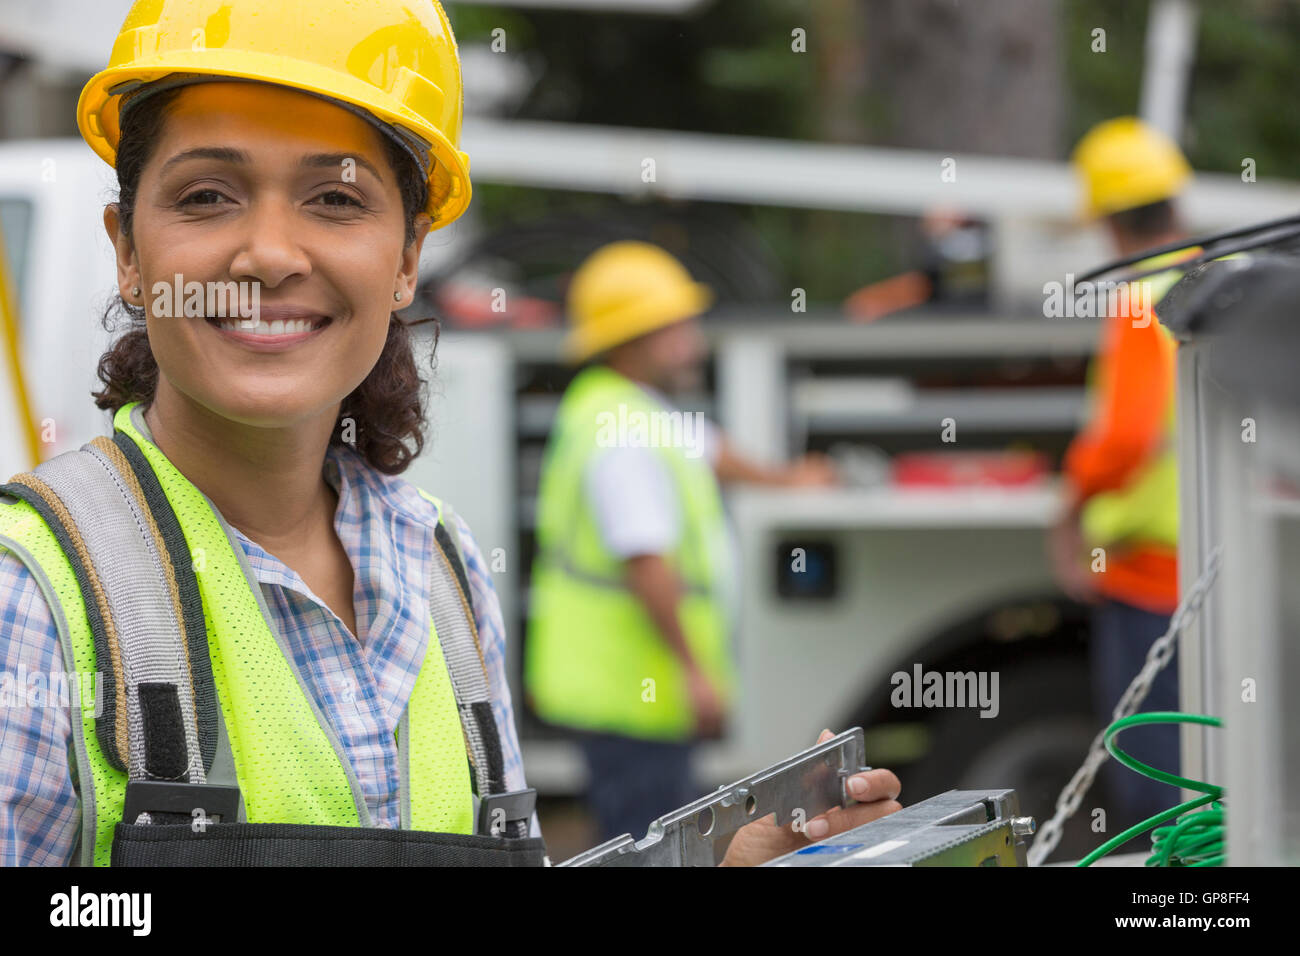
left=180, top=189, right=229, bottom=206
left=313, top=190, right=363, bottom=207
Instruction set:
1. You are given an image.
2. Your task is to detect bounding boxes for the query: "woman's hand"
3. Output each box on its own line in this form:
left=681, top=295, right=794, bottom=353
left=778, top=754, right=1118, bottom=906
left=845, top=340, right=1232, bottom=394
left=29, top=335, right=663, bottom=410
left=719, top=729, right=902, bottom=867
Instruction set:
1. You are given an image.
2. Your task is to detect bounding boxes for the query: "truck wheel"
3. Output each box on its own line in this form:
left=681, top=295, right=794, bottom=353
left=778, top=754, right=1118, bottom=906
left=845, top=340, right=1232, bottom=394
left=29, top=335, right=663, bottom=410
left=903, top=657, right=1101, bottom=863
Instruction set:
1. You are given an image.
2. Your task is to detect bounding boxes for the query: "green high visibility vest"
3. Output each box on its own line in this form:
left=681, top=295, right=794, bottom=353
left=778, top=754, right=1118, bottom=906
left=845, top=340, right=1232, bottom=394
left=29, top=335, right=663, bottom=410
left=0, top=403, right=476, bottom=866
left=1079, top=255, right=1184, bottom=552
left=524, top=365, right=735, bottom=740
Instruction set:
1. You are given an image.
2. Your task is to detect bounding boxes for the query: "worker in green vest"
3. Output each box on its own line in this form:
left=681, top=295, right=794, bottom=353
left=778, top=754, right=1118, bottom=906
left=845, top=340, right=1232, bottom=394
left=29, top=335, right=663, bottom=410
left=525, top=240, right=839, bottom=843
left=1051, top=117, right=1195, bottom=832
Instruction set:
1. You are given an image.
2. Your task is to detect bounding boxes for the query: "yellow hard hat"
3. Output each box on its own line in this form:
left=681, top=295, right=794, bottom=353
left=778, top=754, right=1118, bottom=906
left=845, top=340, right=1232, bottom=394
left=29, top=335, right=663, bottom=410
left=1071, top=116, right=1191, bottom=219
left=76, top=0, right=471, bottom=230
left=565, top=241, right=713, bottom=363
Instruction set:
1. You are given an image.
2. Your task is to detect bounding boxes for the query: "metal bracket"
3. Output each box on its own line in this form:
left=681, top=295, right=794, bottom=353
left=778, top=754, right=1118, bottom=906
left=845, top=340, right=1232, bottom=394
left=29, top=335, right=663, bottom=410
left=559, top=727, right=871, bottom=867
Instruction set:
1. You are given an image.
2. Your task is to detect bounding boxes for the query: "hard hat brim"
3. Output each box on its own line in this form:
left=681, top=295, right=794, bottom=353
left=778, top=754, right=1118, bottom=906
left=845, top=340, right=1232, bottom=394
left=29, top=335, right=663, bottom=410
left=77, top=53, right=471, bottom=230
left=565, top=281, right=713, bottom=364
left=1082, top=179, right=1190, bottom=222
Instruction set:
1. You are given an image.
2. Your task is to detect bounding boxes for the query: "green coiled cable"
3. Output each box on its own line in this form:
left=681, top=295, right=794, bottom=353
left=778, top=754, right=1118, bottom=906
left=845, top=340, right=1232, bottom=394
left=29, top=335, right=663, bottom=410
left=1076, top=712, right=1225, bottom=867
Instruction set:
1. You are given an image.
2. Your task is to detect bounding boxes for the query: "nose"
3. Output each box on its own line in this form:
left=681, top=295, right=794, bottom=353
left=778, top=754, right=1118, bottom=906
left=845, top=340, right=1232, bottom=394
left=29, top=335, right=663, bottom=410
left=227, top=195, right=313, bottom=290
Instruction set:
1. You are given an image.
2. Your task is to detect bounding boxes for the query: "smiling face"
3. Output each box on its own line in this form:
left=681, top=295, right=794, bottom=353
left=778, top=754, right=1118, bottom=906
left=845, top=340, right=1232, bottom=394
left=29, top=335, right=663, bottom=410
left=106, top=81, right=428, bottom=430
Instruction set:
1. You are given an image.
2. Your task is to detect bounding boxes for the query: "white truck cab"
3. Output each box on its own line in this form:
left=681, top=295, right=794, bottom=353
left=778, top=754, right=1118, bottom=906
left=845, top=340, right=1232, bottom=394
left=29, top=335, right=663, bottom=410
left=1, top=139, right=119, bottom=471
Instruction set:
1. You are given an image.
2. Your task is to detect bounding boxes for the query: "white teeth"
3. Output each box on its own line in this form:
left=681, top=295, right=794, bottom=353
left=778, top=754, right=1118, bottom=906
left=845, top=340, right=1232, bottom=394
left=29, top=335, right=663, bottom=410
left=215, top=317, right=322, bottom=335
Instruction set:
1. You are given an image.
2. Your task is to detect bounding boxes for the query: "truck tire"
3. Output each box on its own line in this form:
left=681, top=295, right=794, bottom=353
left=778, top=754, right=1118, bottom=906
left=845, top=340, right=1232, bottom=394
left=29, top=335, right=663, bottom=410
left=902, top=656, right=1101, bottom=863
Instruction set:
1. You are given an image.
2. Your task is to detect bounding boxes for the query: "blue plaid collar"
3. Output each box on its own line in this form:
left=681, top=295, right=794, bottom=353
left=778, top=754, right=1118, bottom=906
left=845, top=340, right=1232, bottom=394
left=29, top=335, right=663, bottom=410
left=232, top=442, right=436, bottom=601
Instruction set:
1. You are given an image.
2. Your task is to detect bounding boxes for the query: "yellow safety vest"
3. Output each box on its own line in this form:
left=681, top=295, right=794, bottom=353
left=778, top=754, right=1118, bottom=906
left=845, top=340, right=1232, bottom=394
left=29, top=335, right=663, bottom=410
left=1079, top=256, right=1184, bottom=552
left=524, top=365, right=735, bottom=740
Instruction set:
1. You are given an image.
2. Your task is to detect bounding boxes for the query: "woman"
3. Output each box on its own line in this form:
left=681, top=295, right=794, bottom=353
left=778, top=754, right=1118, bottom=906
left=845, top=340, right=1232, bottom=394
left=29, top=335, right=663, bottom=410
left=0, top=0, right=901, bottom=866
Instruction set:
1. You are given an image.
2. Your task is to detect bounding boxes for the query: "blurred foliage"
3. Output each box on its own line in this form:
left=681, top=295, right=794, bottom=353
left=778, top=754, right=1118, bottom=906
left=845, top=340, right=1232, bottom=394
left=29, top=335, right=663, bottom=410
left=1061, top=0, right=1148, bottom=143
left=1186, top=1, right=1300, bottom=179
left=451, top=0, right=816, bottom=137
left=447, top=0, right=1300, bottom=308
left=1064, top=0, right=1300, bottom=178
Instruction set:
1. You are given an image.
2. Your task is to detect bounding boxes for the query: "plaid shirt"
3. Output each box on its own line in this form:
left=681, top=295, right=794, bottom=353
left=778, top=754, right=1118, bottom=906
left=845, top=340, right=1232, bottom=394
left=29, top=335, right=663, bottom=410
left=0, top=433, right=534, bottom=865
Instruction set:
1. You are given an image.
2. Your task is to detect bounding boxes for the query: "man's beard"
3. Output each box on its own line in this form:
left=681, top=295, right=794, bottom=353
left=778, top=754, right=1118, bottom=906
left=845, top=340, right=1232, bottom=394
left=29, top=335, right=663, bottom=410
left=657, top=363, right=703, bottom=396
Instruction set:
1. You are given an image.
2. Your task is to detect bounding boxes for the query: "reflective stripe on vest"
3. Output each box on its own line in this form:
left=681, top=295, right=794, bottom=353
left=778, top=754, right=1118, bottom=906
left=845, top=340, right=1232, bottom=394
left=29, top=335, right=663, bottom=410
left=1080, top=259, right=1184, bottom=552
left=0, top=402, right=476, bottom=865
left=524, top=364, right=734, bottom=740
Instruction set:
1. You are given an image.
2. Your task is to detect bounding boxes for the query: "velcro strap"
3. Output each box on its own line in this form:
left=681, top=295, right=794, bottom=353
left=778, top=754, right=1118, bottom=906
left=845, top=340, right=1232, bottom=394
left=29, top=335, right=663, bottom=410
left=138, top=682, right=189, bottom=780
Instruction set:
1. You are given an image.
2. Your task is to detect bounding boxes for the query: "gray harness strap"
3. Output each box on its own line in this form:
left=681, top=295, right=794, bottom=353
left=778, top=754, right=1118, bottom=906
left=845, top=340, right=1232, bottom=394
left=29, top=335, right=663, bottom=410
left=426, top=508, right=504, bottom=801
left=0, top=443, right=220, bottom=802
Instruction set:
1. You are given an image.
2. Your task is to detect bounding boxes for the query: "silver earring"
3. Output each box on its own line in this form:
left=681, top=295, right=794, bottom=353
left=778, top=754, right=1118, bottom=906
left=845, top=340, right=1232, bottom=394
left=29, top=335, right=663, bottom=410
left=131, top=286, right=141, bottom=297
left=394, top=290, right=403, bottom=302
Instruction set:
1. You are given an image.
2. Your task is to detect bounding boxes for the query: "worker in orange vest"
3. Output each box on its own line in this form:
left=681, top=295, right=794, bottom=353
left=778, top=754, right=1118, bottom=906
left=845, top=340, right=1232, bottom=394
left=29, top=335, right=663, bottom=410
left=1051, top=117, right=1195, bottom=832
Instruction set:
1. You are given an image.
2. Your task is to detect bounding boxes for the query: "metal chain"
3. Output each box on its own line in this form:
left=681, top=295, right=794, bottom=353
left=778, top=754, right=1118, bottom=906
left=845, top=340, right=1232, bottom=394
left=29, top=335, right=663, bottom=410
left=1027, top=546, right=1222, bottom=867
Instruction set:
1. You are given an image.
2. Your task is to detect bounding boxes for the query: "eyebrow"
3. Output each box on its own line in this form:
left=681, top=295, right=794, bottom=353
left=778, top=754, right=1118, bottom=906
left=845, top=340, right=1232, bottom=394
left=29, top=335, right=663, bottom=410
left=159, top=147, right=385, bottom=183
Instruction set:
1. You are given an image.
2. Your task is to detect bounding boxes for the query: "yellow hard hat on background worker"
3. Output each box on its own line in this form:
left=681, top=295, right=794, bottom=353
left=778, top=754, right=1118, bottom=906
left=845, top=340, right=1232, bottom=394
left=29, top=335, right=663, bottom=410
left=565, top=241, right=713, bottom=363
left=76, top=0, right=471, bottom=228
left=1071, top=116, right=1192, bottom=218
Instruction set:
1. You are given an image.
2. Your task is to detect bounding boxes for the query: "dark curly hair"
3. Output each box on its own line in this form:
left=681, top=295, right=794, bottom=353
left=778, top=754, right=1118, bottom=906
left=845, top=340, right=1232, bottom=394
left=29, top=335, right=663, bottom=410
left=92, top=83, right=439, bottom=474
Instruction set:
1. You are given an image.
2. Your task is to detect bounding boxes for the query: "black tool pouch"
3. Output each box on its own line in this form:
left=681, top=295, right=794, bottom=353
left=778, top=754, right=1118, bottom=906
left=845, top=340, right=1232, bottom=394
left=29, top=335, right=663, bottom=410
left=110, top=821, right=547, bottom=867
